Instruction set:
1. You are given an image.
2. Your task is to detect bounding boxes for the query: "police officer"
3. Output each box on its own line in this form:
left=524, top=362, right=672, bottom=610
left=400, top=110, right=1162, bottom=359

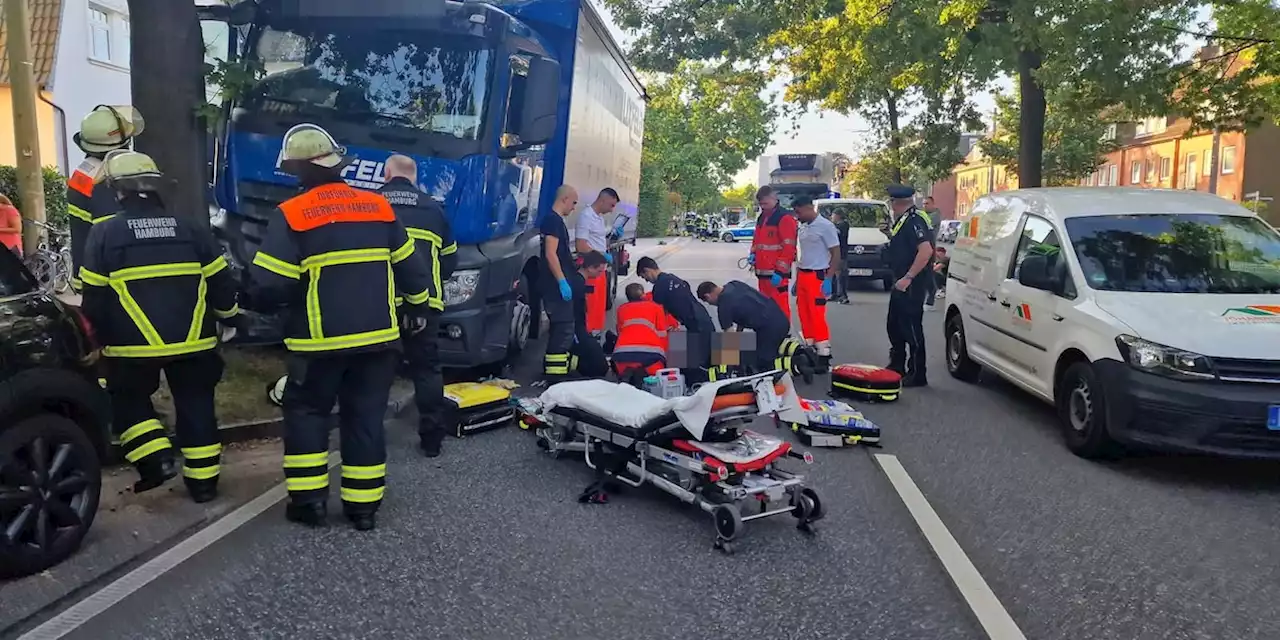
left=78, top=151, right=240, bottom=503
left=67, top=105, right=145, bottom=292
left=637, top=256, right=715, bottom=381
left=882, top=185, right=934, bottom=387
left=696, top=279, right=790, bottom=374
left=539, top=185, right=581, bottom=382
left=248, top=124, right=435, bottom=531
left=378, top=154, right=452, bottom=458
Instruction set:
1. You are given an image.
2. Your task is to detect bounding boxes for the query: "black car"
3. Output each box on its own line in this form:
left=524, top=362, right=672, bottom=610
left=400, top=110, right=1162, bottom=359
left=0, top=247, right=109, bottom=579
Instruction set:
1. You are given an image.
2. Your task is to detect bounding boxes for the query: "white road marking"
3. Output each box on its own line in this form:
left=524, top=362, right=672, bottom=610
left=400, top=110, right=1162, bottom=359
left=18, top=459, right=341, bottom=640
left=873, top=454, right=1027, bottom=640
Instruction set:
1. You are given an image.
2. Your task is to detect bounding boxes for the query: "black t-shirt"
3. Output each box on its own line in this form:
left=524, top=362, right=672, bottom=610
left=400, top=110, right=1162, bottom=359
left=717, top=280, right=788, bottom=334
left=652, top=271, right=713, bottom=331
left=886, top=208, right=932, bottom=278
left=539, top=212, right=575, bottom=283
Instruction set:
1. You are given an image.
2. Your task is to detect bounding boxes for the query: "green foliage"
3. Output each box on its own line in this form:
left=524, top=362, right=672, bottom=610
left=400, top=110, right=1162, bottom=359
left=0, top=166, right=70, bottom=227
left=720, top=184, right=757, bottom=210
left=845, top=147, right=929, bottom=199
left=979, top=91, right=1116, bottom=186
left=1166, top=1, right=1280, bottom=132
left=198, top=57, right=266, bottom=125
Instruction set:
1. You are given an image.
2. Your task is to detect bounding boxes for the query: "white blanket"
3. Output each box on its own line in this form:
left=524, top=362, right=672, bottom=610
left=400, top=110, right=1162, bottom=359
left=538, top=371, right=807, bottom=441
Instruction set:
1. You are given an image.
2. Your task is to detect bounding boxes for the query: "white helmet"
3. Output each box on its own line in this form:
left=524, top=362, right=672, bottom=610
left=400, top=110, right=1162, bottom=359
left=267, top=375, right=287, bottom=407
left=75, top=105, right=145, bottom=154
left=277, top=123, right=349, bottom=174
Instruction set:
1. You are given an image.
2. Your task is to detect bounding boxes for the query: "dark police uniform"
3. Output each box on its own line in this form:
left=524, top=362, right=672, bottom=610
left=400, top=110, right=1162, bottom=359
left=377, top=177, right=452, bottom=454
left=883, top=185, right=933, bottom=383
left=250, top=178, right=434, bottom=523
left=539, top=212, right=579, bottom=380
left=834, top=217, right=850, bottom=301
left=713, top=280, right=790, bottom=373
left=651, top=271, right=714, bottom=379
left=80, top=194, right=239, bottom=500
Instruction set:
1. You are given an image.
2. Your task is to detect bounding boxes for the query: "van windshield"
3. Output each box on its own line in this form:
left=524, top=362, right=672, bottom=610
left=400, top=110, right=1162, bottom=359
left=817, top=202, right=886, bottom=227
left=1064, top=214, right=1280, bottom=294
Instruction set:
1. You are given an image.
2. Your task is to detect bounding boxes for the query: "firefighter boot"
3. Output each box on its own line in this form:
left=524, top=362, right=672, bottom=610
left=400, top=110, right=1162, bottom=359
left=133, top=454, right=178, bottom=494
left=286, top=501, right=328, bottom=528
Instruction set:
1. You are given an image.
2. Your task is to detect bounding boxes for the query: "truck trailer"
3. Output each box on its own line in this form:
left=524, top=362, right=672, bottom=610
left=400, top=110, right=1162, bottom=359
left=199, top=0, right=646, bottom=367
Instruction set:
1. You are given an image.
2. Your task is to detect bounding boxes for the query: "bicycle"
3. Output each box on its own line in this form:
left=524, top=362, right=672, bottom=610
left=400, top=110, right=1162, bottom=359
left=23, top=219, right=73, bottom=294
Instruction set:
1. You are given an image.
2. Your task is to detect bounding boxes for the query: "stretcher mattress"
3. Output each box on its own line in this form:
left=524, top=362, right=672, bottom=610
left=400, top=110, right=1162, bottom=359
left=538, top=371, right=806, bottom=441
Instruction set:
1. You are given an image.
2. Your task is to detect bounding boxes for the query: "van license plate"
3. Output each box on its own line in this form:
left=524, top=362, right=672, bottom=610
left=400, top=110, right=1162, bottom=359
left=1269, top=405, right=1280, bottom=431
left=849, top=269, right=873, bottom=276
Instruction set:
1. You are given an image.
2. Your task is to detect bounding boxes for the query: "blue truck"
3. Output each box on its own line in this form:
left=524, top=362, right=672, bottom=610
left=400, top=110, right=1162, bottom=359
left=199, top=0, right=645, bottom=367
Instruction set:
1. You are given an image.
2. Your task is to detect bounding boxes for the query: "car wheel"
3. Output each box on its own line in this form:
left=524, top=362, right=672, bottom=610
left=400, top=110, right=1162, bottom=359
left=721, top=233, right=734, bottom=243
left=0, top=414, right=102, bottom=579
left=945, top=315, right=981, bottom=382
left=1056, top=361, right=1118, bottom=459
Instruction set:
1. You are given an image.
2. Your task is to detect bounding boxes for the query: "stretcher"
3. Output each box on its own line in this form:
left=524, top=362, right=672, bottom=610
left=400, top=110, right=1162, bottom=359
left=517, top=370, right=823, bottom=554
left=783, top=398, right=882, bottom=448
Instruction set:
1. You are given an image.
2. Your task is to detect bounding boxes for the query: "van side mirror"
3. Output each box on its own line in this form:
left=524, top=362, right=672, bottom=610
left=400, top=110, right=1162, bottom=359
left=518, top=57, right=560, bottom=145
left=1018, top=254, right=1058, bottom=292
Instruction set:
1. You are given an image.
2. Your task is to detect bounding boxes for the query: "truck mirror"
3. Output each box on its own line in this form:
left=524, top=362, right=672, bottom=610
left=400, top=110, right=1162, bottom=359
left=518, top=57, right=560, bottom=145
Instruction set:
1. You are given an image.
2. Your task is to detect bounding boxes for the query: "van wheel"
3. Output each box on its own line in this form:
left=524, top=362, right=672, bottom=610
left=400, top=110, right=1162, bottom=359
left=1057, top=362, right=1118, bottom=459
left=945, top=316, right=981, bottom=382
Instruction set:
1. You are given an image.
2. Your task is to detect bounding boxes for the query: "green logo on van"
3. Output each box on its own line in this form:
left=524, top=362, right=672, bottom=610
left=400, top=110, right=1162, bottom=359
left=1221, top=305, right=1280, bottom=324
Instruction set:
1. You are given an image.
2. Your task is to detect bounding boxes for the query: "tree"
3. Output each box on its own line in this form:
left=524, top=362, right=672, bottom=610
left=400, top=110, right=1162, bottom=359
left=129, top=0, right=209, bottom=228
left=979, top=91, right=1116, bottom=186
left=720, top=183, right=757, bottom=210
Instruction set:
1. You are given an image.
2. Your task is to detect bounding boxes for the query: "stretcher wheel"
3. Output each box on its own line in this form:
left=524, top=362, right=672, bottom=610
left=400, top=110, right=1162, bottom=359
left=712, top=504, right=742, bottom=550
left=793, top=488, right=823, bottom=533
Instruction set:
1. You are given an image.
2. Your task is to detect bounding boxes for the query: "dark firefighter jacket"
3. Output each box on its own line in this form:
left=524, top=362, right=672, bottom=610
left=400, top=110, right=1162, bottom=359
left=248, top=180, right=434, bottom=354
left=66, top=157, right=123, bottom=291
left=79, top=196, right=239, bottom=358
left=716, top=280, right=789, bottom=336
left=377, top=177, right=455, bottom=311
left=651, top=271, right=714, bottom=332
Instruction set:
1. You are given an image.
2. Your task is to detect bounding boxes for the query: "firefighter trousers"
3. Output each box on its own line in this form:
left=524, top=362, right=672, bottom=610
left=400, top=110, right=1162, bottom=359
left=795, top=269, right=831, bottom=344
left=584, top=271, right=607, bottom=335
left=886, top=287, right=927, bottom=381
left=756, top=276, right=792, bottom=322
left=281, top=349, right=397, bottom=517
left=402, top=314, right=444, bottom=449
left=541, top=285, right=575, bottom=380
left=106, top=350, right=225, bottom=492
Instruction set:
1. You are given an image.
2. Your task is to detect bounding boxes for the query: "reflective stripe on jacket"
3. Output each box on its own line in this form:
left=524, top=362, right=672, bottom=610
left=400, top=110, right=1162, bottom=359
left=378, top=177, right=454, bottom=310
left=615, top=300, right=672, bottom=356
left=66, top=159, right=122, bottom=292
left=751, top=208, right=799, bottom=277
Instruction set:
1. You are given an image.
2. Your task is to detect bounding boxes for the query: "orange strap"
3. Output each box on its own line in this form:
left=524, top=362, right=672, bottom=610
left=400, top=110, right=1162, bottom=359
left=68, top=171, right=94, bottom=198
left=279, top=183, right=396, bottom=232
left=709, top=384, right=787, bottom=411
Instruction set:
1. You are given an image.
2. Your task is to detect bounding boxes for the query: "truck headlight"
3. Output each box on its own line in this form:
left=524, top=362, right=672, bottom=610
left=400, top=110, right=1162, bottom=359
left=443, top=270, right=480, bottom=306
left=1115, top=335, right=1215, bottom=380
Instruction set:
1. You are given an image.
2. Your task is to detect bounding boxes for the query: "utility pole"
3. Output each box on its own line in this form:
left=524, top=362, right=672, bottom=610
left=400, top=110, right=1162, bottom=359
left=3, top=0, right=45, bottom=255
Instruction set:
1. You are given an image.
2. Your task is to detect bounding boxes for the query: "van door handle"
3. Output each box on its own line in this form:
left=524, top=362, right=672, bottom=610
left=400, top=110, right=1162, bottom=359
left=999, top=300, right=1011, bottom=308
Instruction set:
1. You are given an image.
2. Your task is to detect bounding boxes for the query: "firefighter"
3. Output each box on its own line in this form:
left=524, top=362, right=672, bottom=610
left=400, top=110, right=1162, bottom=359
left=78, top=150, right=240, bottom=503
left=637, top=256, right=714, bottom=382
left=574, top=188, right=619, bottom=335
left=882, top=185, right=934, bottom=387
left=539, top=185, right=581, bottom=383
left=247, top=124, right=435, bottom=531
left=791, top=197, right=840, bottom=368
left=748, top=185, right=798, bottom=321
left=696, top=279, right=790, bottom=375
left=67, top=105, right=145, bottom=292
left=378, top=154, right=452, bottom=458
left=612, top=282, right=677, bottom=385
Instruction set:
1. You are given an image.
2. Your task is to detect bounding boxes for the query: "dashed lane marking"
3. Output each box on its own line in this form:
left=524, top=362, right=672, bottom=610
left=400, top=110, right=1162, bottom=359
left=873, top=454, right=1028, bottom=640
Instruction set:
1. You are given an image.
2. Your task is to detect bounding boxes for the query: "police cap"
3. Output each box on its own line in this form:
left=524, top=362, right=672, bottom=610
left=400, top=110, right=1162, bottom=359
left=886, top=184, right=916, bottom=200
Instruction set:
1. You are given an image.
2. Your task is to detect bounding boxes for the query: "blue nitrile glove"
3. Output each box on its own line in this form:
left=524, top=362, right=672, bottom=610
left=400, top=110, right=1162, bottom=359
left=771, top=273, right=783, bottom=288
left=821, top=278, right=833, bottom=297
left=603, top=252, right=613, bottom=264
left=747, top=253, right=756, bottom=266
left=558, top=278, right=572, bottom=301
left=790, top=282, right=798, bottom=295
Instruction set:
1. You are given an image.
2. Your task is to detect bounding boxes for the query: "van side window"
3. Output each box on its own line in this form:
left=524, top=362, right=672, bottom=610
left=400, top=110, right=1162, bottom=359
left=1009, top=215, right=1076, bottom=298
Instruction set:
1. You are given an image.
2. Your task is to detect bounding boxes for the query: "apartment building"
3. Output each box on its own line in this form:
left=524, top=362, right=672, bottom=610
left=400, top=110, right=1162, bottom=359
left=952, top=142, right=1017, bottom=219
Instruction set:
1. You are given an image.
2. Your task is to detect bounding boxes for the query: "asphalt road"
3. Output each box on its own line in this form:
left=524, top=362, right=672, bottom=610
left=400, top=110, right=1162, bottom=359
left=15, top=240, right=1280, bottom=640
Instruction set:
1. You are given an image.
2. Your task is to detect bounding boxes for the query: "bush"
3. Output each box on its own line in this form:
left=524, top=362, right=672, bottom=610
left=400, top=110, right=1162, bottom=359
left=0, top=165, right=69, bottom=227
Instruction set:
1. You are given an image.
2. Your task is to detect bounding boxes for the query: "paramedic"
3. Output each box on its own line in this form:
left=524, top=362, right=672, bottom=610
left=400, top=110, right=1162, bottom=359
left=792, top=196, right=840, bottom=365
left=574, top=188, right=619, bottom=335
left=67, top=105, right=145, bottom=291
left=540, top=185, right=581, bottom=382
left=882, top=184, right=933, bottom=387
left=378, top=154, right=452, bottom=458
left=612, top=282, right=677, bottom=383
left=696, top=279, right=789, bottom=374
left=78, top=151, right=240, bottom=503
left=747, top=185, right=798, bottom=321
left=248, top=124, right=435, bottom=531
left=570, top=251, right=611, bottom=378
left=637, top=256, right=714, bottom=381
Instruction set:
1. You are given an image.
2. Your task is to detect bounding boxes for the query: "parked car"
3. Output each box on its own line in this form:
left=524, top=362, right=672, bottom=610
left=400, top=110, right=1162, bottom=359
left=0, top=246, right=109, bottom=579
left=937, top=219, right=963, bottom=244
left=816, top=198, right=895, bottom=290
left=945, top=188, right=1280, bottom=460
left=720, top=220, right=756, bottom=243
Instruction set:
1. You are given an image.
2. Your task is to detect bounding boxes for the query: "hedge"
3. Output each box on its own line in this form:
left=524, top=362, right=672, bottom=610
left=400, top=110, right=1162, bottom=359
left=0, top=166, right=69, bottom=227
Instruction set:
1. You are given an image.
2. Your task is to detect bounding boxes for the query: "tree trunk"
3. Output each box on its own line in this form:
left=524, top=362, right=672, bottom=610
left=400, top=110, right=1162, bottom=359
left=885, top=92, right=903, bottom=184
left=1017, top=48, right=1045, bottom=188
left=128, top=0, right=209, bottom=229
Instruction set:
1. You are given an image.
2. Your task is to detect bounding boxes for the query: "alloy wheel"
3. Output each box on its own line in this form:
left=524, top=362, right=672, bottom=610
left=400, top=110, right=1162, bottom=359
left=0, top=434, right=95, bottom=554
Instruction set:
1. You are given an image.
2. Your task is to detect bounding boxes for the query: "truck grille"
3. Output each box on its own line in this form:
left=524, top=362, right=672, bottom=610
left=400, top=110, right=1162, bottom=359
left=233, top=181, right=296, bottom=249
left=1212, top=357, right=1280, bottom=384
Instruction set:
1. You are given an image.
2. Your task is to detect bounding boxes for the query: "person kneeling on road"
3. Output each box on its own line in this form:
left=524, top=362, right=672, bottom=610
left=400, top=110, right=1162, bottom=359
left=697, top=279, right=790, bottom=375
left=612, top=282, right=678, bottom=386
left=569, top=251, right=611, bottom=379
left=638, top=256, right=715, bottom=383
left=79, top=150, right=242, bottom=503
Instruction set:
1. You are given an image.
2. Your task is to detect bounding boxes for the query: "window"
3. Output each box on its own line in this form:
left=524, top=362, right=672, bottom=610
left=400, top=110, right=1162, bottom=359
left=1146, top=159, right=1156, bottom=180
left=1009, top=215, right=1063, bottom=283
left=1109, top=164, right=1118, bottom=187
left=1222, top=146, right=1237, bottom=174
left=1203, top=153, right=1213, bottom=175
left=1130, top=161, right=1142, bottom=184
left=1103, top=124, right=1117, bottom=140
left=1135, top=117, right=1168, bottom=137
left=1185, top=154, right=1198, bottom=189
left=89, top=7, right=111, bottom=61
left=1160, top=157, right=1172, bottom=180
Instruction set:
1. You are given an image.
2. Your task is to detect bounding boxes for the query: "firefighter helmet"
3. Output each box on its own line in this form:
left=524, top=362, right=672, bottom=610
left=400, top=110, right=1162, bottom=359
left=73, top=105, right=145, bottom=154
left=101, top=150, right=164, bottom=193
left=278, top=123, right=349, bottom=174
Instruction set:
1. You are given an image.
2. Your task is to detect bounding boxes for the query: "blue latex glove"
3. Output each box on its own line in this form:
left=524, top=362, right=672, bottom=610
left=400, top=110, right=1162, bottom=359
left=822, top=278, right=833, bottom=297
left=790, top=282, right=798, bottom=295
left=747, top=253, right=756, bottom=266
left=771, top=273, right=783, bottom=288
left=603, top=252, right=614, bottom=264
left=557, top=278, right=572, bottom=301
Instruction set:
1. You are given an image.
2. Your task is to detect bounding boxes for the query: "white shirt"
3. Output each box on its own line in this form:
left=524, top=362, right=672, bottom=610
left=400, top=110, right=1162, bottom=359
left=797, top=215, right=840, bottom=270
left=574, top=206, right=609, bottom=253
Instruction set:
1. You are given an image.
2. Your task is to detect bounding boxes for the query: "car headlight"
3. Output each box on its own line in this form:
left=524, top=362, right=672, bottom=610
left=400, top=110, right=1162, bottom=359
left=1115, top=335, right=1215, bottom=380
left=443, top=269, right=480, bottom=306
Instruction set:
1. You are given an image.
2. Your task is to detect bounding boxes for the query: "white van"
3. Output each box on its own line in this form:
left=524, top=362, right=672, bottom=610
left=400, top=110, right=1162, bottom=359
left=944, top=188, right=1280, bottom=459
left=815, top=198, right=894, bottom=289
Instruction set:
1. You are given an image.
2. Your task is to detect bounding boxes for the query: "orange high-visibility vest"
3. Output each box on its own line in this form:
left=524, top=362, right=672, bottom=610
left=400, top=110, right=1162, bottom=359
left=640, top=292, right=680, bottom=331
left=615, top=300, right=670, bottom=356
left=751, top=208, right=799, bottom=278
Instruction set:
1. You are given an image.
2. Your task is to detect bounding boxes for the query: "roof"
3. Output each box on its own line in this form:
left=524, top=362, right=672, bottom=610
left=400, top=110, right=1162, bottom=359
left=0, top=0, right=62, bottom=89
left=981, top=187, right=1256, bottom=220
left=815, top=198, right=887, bottom=206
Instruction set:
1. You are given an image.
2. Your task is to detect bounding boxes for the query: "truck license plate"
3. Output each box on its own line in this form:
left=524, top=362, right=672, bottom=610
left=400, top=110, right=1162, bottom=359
left=849, top=268, right=873, bottom=276
left=1269, top=405, right=1280, bottom=431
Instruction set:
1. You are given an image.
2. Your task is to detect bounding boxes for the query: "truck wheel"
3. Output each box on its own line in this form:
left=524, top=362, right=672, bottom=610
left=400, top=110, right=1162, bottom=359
left=511, top=273, right=534, bottom=352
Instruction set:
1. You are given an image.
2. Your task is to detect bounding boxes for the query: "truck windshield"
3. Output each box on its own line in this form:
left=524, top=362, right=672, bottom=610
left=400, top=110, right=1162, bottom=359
left=245, top=26, right=492, bottom=140
left=1065, top=214, right=1280, bottom=294
left=818, top=202, right=886, bottom=227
